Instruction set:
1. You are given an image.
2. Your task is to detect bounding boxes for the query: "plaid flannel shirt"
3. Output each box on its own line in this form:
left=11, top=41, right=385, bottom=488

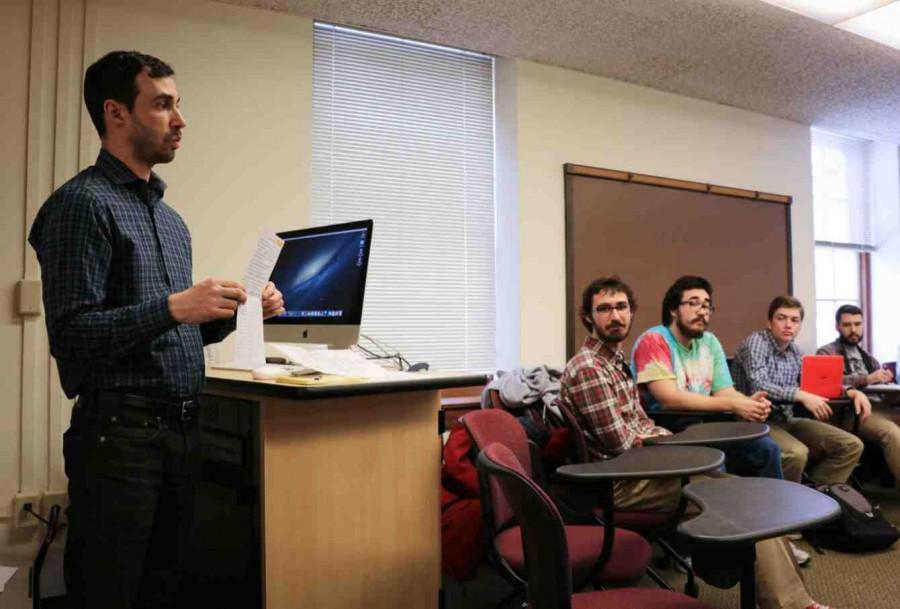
left=732, top=329, right=801, bottom=421
left=29, top=149, right=235, bottom=399
left=559, top=335, right=670, bottom=459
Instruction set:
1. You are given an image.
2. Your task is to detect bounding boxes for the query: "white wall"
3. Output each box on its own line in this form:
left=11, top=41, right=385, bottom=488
left=1, top=1, right=312, bottom=596
left=0, top=0, right=34, bottom=544
left=869, top=142, right=900, bottom=363
left=85, top=0, right=312, bottom=283
left=509, top=59, right=817, bottom=366
left=2, top=1, right=828, bottom=598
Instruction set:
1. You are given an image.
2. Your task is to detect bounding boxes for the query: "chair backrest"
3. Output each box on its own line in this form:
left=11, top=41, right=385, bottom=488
left=462, top=409, right=533, bottom=530
left=487, top=387, right=566, bottom=429
left=477, top=443, right=573, bottom=609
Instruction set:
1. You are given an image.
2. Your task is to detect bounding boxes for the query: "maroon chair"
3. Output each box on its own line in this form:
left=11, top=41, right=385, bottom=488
left=461, top=409, right=652, bottom=593
left=555, top=399, right=698, bottom=596
left=476, top=442, right=715, bottom=609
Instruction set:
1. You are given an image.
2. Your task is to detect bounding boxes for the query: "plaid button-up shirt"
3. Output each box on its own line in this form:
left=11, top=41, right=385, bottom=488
left=732, top=329, right=801, bottom=421
left=29, top=149, right=235, bottom=399
left=559, top=335, right=670, bottom=459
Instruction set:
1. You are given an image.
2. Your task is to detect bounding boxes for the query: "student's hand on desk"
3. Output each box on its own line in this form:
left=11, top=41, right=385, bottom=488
left=749, top=390, right=772, bottom=408
left=731, top=395, right=770, bottom=422
left=261, top=281, right=285, bottom=320
left=867, top=368, right=893, bottom=384
left=848, top=389, right=872, bottom=422
left=169, top=278, right=247, bottom=324
left=796, top=390, right=833, bottom=421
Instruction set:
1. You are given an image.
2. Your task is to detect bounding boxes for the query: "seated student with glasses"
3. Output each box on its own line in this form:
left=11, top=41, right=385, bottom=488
left=628, top=277, right=816, bottom=563
left=559, top=276, right=840, bottom=609
left=630, top=277, right=783, bottom=476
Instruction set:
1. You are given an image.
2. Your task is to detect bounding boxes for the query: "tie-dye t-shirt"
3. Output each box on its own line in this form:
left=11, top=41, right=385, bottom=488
left=630, top=325, right=733, bottom=411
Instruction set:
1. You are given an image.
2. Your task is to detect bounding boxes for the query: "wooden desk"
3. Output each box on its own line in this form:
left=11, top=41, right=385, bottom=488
left=191, top=369, right=488, bottom=609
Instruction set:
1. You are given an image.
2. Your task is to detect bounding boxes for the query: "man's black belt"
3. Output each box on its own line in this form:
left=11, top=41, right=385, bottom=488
left=92, top=390, right=200, bottom=422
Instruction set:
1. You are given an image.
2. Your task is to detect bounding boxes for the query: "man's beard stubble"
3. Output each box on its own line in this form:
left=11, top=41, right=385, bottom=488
left=676, top=316, right=706, bottom=340
left=130, top=119, right=176, bottom=166
left=596, top=321, right=629, bottom=344
left=840, top=332, right=862, bottom=345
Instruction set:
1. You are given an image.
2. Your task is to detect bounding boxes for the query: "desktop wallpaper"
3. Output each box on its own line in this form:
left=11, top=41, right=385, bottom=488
left=269, top=227, right=369, bottom=324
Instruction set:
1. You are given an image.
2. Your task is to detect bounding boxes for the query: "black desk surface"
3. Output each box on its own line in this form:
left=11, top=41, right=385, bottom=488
left=864, top=383, right=900, bottom=394
left=556, top=445, right=724, bottom=483
left=205, top=369, right=490, bottom=400
left=678, top=478, right=839, bottom=544
left=644, top=422, right=769, bottom=448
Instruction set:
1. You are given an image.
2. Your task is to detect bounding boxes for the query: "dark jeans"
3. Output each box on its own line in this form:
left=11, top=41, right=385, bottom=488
left=720, top=434, right=784, bottom=479
left=64, top=395, right=202, bottom=609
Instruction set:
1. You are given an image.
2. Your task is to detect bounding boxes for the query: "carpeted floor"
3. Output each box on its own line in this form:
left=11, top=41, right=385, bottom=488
left=659, top=484, right=900, bottom=609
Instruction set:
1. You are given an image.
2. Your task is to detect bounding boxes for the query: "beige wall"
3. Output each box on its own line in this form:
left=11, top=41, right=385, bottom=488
left=510, top=59, right=816, bottom=366
left=1, top=0, right=33, bottom=530
left=1, top=0, right=312, bottom=577
left=2, top=0, right=822, bottom=592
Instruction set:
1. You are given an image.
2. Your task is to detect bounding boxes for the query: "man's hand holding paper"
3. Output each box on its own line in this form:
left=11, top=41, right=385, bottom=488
left=262, top=281, right=285, bottom=319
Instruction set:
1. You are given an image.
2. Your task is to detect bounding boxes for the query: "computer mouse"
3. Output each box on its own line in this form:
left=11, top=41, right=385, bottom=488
left=252, top=364, right=289, bottom=380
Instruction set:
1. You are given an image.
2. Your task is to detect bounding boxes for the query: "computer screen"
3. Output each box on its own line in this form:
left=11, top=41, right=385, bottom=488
left=264, top=219, right=373, bottom=348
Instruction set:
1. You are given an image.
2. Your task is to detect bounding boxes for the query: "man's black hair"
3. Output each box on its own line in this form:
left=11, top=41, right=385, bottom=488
left=660, top=275, right=712, bottom=326
left=579, top=276, right=637, bottom=332
left=84, top=50, right=174, bottom=137
left=835, top=303, right=863, bottom=324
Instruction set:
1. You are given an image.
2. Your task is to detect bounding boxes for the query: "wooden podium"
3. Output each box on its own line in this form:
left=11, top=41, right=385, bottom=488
left=193, top=369, right=488, bottom=609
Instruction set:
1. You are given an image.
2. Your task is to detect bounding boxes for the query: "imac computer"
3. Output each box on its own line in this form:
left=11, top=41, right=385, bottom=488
left=264, top=219, right=373, bottom=349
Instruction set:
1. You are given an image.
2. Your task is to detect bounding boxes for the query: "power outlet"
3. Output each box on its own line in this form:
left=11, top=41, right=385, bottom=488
left=12, top=492, right=41, bottom=528
left=41, top=490, right=69, bottom=523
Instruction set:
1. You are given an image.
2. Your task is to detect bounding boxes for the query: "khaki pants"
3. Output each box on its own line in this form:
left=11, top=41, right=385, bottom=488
left=857, top=408, right=900, bottom=486
left=769, top=418, right=863, bottom=484
left=614, top=476, right=813, bottom=609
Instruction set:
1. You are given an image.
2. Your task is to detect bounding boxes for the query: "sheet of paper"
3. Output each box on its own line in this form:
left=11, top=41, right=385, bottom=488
left=270, top=343, right=395, bottom=379
left=243, top=229, right=284, bottom=296
left=222, top=230, right=284, bottom=370
left=228, top=297, right=266, bottom=370
left=0, top=565, right=17, bottom=593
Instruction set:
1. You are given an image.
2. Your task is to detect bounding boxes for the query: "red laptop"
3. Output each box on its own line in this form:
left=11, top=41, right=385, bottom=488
left=800, top=355, right=844, bottom=399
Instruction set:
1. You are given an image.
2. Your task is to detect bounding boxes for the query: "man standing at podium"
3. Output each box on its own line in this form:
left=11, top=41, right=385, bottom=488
left=28, top=51, right=283, bottom=609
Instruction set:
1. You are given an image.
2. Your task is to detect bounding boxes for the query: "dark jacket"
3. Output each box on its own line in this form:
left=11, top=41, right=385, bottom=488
left=816, top=339, right=881, bottom=388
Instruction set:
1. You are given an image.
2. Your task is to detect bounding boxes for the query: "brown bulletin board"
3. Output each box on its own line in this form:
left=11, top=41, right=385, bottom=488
left=565, top=164, right=792, bottom=359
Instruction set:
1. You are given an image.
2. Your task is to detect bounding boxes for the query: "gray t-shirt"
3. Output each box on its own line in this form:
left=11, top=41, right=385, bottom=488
left=844, top=344, right=868, bottom=376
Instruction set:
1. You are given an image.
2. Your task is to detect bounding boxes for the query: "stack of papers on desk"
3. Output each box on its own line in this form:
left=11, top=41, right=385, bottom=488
left=269, top=343, right=397, bottom=379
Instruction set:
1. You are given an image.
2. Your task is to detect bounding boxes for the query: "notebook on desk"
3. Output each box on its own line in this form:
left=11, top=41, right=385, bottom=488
left=800, top=355, right=844, bottom=399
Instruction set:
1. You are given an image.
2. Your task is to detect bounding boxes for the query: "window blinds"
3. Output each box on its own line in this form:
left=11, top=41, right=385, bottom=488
left=312, top=23, right=496, bottom=370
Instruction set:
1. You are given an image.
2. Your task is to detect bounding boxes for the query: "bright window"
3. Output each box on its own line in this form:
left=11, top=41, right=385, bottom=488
left=811, top=129, right=871, bottom=349
left=311, top=23, right=496, bottom=370
left=814, top=246, right=861, bottom=348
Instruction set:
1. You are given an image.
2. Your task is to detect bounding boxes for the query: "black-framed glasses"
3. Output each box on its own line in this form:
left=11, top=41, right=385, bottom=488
left=594, top=302, right=631, bottom=315
left=679, top=299, right=714, bottom=313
